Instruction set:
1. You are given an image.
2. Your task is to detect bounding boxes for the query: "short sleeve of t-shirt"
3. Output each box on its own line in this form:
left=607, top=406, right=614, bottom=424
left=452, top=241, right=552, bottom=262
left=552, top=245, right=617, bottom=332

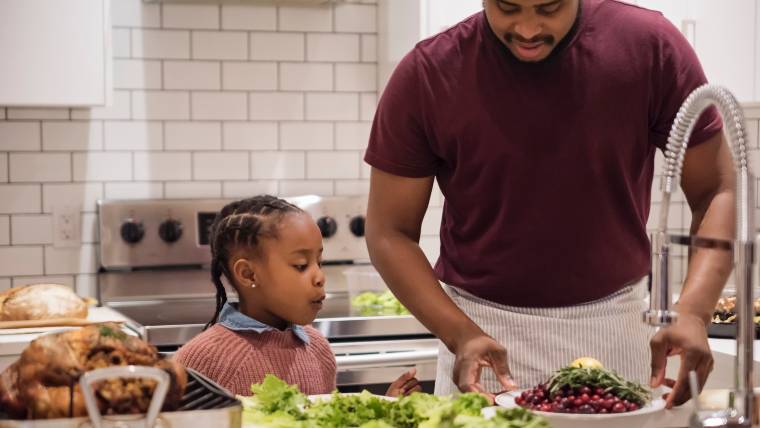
left=649, top=16, right=722, bottom=150
left=364, top=50, right=440, bottom=178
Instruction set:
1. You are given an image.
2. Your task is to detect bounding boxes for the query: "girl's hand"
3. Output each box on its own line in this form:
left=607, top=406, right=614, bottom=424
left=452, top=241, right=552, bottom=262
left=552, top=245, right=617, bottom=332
left=386, top=367, right=422, bottom=397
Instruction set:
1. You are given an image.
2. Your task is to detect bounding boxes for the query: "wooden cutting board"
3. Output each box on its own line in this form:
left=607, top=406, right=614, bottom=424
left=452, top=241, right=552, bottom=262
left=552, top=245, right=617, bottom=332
left=0, top=307, right=129, bottom=335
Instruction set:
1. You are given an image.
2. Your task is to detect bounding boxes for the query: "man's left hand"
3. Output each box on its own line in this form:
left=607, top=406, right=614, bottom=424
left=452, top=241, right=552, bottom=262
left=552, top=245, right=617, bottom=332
left=650, top=312, right=714, bottom=409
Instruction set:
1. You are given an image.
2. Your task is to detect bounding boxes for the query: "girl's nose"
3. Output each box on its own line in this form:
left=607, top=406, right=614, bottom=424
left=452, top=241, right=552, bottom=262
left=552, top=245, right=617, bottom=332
left=314, top=268, right=326, bottom=287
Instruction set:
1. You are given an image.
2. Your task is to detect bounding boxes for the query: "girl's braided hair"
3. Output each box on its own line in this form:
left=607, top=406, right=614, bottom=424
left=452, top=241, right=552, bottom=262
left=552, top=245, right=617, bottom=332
left=205, top=195, right=303, bottom=329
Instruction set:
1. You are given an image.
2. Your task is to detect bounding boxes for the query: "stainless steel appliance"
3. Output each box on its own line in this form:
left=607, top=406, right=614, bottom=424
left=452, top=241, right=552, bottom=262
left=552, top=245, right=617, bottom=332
left=97, top=196, right=438, bottom=393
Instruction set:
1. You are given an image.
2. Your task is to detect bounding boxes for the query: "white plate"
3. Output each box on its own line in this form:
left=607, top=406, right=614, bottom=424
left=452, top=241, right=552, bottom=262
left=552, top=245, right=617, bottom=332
left=495, top=389, right=666, bottom=428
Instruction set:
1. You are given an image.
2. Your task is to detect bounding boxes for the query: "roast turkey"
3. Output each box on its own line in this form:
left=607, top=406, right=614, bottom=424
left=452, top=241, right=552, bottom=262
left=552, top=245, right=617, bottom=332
left=0, top=323, right=187, bottom=419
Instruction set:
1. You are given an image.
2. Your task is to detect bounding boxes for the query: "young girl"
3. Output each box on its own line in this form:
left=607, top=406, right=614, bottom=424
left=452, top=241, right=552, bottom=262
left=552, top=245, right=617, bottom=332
left=174, top=195, right=420, bottom=397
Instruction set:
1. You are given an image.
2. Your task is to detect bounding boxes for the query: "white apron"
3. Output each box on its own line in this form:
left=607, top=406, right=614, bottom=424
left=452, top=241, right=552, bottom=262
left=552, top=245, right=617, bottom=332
left=434, top=278, right=655, bottom=395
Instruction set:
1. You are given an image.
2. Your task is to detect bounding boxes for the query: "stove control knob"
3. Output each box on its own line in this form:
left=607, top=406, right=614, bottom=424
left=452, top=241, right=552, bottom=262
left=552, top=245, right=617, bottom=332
left=316, top=216, right=337, bottom=238
left=120, top=220, right=145, bottom=244
left=349, top=216, right=365, bottom=237
left=159, top=219, right=183, bottom=243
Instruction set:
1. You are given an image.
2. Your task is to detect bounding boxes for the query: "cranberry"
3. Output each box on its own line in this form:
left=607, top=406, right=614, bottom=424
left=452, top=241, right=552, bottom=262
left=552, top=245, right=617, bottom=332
left=595, top=387, right=605, bottom=396
left=521, top=391, right=529, bottom=399
left=599, top=408, right=609, bottom=414
left=578, top=404, right=595, bottom=414
left=580, top=393, right=590, bottom=404
left=627, top=402, right=640, bottom=412
left=602, top=399, right=615, bottom=410
left=604, top=393, right=614, bottom=399
left=591, top=394, right=601, bottom=401
left=573, top=399, right=583, bottom=408
left=612, top=403, right=626, bottom=413
left=579, top=386, right=592, bottom=396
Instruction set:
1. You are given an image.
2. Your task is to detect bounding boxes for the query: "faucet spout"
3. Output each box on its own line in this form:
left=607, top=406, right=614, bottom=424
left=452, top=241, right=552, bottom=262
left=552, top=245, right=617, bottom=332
left=644, top=84, right=754, bottom=425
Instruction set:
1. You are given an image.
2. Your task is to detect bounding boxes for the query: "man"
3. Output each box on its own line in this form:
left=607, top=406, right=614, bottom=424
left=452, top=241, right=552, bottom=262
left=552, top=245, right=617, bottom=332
left=364, top=0, right=735, bottom=409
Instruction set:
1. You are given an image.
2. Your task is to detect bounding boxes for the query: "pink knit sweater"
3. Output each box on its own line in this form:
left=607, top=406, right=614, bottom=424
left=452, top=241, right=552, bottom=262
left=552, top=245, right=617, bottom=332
left=173, top=324, right=336, bottom=396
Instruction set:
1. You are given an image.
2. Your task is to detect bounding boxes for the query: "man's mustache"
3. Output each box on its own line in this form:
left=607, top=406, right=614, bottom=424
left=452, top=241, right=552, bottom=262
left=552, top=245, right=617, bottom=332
left=505, top=33, right=555, bottom=45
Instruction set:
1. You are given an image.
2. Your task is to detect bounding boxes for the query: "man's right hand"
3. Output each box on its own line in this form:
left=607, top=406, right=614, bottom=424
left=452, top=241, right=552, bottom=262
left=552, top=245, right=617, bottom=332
left=452, top=334, right=519, bottom=401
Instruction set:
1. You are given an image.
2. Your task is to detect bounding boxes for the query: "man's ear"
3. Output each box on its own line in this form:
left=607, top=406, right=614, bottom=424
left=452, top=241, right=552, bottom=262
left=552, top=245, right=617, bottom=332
left=232, top=258, right=257, bottom=288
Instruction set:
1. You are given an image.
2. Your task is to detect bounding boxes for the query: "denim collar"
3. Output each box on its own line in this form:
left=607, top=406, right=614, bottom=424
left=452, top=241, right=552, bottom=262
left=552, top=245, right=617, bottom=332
left=218, top=302, right=310, bottom=344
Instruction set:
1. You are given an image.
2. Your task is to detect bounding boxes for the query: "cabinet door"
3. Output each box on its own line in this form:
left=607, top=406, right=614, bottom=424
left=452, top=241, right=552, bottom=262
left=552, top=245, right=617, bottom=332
left=0, top=0, right=111, bottom=106
left=422, top=0, right=482, bottom=39
left=633, top=0, right=690, bottom=31
left=688, top=0, right=756, bottom=102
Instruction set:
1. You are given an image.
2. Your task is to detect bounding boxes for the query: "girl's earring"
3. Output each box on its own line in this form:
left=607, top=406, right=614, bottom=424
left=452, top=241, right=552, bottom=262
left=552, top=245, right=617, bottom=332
left=250, top=282, right=256, bottom=288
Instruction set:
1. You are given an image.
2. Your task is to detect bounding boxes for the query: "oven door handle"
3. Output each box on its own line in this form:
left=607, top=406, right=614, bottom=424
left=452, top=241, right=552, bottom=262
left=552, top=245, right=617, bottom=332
left=335, top=349, right=438, bottom=370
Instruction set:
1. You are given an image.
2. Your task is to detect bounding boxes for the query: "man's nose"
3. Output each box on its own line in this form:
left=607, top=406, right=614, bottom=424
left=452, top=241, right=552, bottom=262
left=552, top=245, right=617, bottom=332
left=514, top=18, right=542, bottom=40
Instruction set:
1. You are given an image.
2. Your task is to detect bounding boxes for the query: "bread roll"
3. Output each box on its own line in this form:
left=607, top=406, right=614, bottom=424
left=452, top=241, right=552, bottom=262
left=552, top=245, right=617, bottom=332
left=0, top=284, right=88, bottom=321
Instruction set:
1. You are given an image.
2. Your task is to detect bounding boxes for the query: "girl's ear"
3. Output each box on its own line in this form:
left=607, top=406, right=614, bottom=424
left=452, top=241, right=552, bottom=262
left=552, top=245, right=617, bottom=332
left=232, top=258, right=257, bottom=288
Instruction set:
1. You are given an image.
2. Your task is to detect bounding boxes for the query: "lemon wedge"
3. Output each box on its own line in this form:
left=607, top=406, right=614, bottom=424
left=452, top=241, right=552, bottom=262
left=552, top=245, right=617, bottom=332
left=569, top=357, right=603, bottom=369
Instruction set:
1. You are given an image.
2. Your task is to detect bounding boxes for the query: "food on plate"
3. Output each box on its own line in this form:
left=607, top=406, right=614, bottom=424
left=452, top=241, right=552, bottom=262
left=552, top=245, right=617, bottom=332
left=0, top=283, right=93, bottom=321
left=240, top=374, right=548, bottom=427
left=515, top=359, right=650, bottom=414
left=351, top=291, right=410, bottom=316
left=712, top=295, right=760, bottom=324
left=0, top=323, right=187, bottom=419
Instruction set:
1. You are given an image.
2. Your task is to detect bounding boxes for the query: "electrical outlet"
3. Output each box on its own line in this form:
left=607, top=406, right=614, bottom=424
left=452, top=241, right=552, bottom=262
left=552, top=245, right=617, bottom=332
left=53, top=205, right=81, bottom=248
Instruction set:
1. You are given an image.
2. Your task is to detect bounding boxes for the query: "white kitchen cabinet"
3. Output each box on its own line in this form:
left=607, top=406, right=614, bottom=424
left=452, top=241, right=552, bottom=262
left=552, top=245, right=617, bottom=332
left=421, top=0, right=482, bottom=39
left=634, top=0, right=758, bottom=102
left=0, top=0, right=112, bottom=106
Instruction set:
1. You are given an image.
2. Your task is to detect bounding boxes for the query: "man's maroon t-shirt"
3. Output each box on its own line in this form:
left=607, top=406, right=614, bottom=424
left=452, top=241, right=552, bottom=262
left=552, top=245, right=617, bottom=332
left=364, top=0, right=722, bottom=307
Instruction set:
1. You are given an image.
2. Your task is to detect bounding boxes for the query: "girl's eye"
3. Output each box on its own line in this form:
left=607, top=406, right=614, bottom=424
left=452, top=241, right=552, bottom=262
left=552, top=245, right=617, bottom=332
left=293, top=264, right=308, bottom=272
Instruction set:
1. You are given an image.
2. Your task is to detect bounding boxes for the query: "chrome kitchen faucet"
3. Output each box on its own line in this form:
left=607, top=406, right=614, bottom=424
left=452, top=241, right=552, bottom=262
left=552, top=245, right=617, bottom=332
left=644, top=84, right=754, bottom=427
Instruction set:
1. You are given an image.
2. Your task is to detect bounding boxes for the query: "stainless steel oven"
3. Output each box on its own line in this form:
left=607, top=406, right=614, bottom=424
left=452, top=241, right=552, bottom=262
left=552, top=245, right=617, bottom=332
left=96, top=196, right=438, bottom=393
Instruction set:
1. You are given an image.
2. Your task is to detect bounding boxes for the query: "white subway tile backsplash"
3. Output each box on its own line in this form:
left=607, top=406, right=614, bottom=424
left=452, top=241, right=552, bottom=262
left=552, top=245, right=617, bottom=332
left=13, top=276, right=75, bottom=288
left=307, top=151, right=360, bottom=179
left=307, top=34, right=360, bottom=62
left=223, top=181, right=278, bottom=198
left=0, top=154, right=6, bottom=183
left=250, top=152, right=304, bottom=179
left=0, top=247, right=43, bottom=276
left=132, top=30, right=190, bottom=59
left=76, top=274, right=98, bottom=298
left=165, top=122, right=222, bottom=150
left=112, top=28, right=132, bottom=58
left=279, top=180, right=333, bottom=196
left=335, top=122, right=371, bottom=149
left=45, top=245, right=98, bottom=275
left=104, top=121, right=163, bottom=151
left=165, top=181, right=222, bottom=198
left=250, top=33, right=304, bottom=61
left=222, top=5, right=276, bottom=31
left=194, top=152, right=249, bottom=180
left=114, top=59, right=162, bottom=90
left=0, top=279, right=9, bottom=292
left=134, top=152, right=192, bottom=181
left=0, top=216, right=9, bottom=245
left=360, top=161, right=370, bottom=179
left=7, top=108, right=69, bottom=120
left=164, top=61, right=221, bottom=90
left=42, top=122, right=104, bottom=151
left=335, top=180, right=369, bottom=195
left=11, top=215, right=53, bottom=245
left=335, top=64, right=377, bottom=92
left=249, top=93, right=304, bottom=121
left=111, top=0, right=160, bottom=28
left=306, top=93, right=359, bottom=121
left=163, top=4, right=220, bottom=29
left=421, top=207, right=443, bottom=235
left=132, top=91, right=190, bottom=120
left=81, top=213, right=98, bottom=243
left=192, top=93, right=247, bottom=120
left=222, top=63, right=277, bottom=91
left=42, top=183, right=103, bottom=213
left=335, top=4, right=377, bottom=33
left=359, top=93, right=377, bottom=121
left=104, top=182, right=163, bottom=200
left=280, top=63, right=333, bottom=91
left=279, top=6, right=332, bottom=32
left=223, top=122, right=278, bottom=150
left=361, top=35, right=377, bottom=62
left=0, top=122, right=41, bottom=151
left=0, top=108, right=4, bottom=120
left=71, top=91, right=132, bottom=120
left=73, top=153, right=132, bottom=182
left=281, top=123, right=333, bottom=150
left=10, top=154, right=71, bottom=183
left=0, top=185, right=41, bottom=214
left=193, top=32, right=248, bottom=60
left=748, top=119, right=759, bottom=149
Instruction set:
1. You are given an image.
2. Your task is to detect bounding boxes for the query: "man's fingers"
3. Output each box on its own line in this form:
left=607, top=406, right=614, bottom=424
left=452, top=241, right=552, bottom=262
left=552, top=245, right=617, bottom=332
left=487, top=348, right=518, bottom=390
left=667, top=351, right=706, bottom=408
left=455, top=359, right=483, bottom=393
left=650, top=333, right=669, bottom=388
